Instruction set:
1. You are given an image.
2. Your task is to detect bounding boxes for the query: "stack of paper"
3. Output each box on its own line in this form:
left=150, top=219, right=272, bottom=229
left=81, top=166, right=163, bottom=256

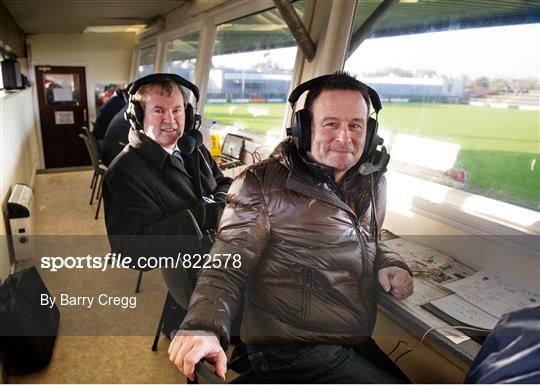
left=431, top=270, right=540, bottom=330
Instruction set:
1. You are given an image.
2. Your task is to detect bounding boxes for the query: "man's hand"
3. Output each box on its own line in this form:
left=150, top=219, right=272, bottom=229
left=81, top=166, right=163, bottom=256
left=168, top=331, right=227, bottom=381
left=378, top=266, right=414, bottom=300
left=192, top=200, right=226, bottom=230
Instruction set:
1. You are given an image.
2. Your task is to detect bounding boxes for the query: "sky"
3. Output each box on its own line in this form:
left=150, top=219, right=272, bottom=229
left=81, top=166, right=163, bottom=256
left=213, top=23, right=540, bottom=81
left=345, top=23, right=540, bottom=80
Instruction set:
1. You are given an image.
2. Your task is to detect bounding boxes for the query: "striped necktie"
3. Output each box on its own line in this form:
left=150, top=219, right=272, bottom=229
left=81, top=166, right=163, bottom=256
left=172, top=149, right=184, bottom=165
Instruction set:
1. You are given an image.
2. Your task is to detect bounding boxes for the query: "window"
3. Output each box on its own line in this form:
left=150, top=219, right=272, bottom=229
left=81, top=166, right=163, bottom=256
left=163, top=31, right=199, bottom=82
left=137, top=45, right=157, bottom=78
left=345, top=1, right=540, bottom=213
left=204, top=1, right=306, bottom=142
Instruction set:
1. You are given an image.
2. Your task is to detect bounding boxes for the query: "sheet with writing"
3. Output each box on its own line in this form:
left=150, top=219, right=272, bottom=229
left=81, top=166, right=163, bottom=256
left=443, top=270, right=540, bottom=319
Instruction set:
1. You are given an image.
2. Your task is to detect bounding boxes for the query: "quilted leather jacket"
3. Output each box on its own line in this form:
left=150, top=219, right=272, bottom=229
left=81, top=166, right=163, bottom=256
left=181, top=139, right=411, bottom=346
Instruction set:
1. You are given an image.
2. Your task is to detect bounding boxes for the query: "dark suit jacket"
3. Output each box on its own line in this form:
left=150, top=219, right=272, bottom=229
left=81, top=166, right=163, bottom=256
left=103, top=128, right=232, bottom=269
left=101, top=105, right=129, bottom=166
left=93, top=89, right=128, bottom=140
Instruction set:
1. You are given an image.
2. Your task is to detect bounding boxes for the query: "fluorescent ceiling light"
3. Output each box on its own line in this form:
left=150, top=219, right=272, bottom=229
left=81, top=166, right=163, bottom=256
left=83, top=25, right=146, bottom=33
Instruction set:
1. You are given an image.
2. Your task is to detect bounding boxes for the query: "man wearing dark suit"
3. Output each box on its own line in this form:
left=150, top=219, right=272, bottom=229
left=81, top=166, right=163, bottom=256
left=100, top=105, right=129, bottom=166
left=102, top=74, right=231, bottom=272
left=93, top=88, right=129, bottom=140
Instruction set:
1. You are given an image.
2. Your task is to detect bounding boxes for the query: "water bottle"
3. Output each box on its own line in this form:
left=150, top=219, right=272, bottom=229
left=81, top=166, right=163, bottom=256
left=209, top=121, right=221, bottom=157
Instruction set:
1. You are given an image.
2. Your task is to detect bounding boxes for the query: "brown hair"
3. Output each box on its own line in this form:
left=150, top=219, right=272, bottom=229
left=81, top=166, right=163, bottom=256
left=132, top=78, right=188, bottom=108
left=304, top=71, right=371, bottom=117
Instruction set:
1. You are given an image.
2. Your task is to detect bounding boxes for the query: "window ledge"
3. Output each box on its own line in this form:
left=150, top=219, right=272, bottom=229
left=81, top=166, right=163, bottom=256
left=0, top=88, right=27, bottom=101
left=385, top=170, right=540, bottom=259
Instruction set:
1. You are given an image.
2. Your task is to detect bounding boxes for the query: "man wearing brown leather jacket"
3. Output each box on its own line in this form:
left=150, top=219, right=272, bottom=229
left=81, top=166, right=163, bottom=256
left=168, top=72, right=414, bottom=383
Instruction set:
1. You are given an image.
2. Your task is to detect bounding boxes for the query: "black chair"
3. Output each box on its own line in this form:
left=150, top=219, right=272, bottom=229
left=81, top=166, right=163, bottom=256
left=81, top=126, right=102, bottom=203
left=78, top=130, right=107, bottom=220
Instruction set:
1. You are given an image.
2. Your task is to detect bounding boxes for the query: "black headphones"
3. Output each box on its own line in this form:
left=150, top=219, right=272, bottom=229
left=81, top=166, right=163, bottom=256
left=286, top=74, right=383, bottom=161
left=125, top=73, right=203, bottom=154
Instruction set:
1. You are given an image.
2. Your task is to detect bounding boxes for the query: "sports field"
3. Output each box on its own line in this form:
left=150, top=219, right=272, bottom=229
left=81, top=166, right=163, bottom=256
left=205, top=102, right=539, bottom=210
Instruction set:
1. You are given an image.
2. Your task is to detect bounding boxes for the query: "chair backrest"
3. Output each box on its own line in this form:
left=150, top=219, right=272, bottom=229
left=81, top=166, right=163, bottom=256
left=161, top=267, right=193, bottom=309
left=78, top=133, right=101, bottom=171
left=160, top=210, right=205, bottom=308
left=82, top=126, right=102, bottom=161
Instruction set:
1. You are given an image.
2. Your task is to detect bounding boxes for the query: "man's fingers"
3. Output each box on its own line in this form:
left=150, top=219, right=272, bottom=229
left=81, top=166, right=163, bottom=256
left=168, top=335, right=183, bottom=361
left=177, top=340, right=197, bottom=378
left=378, top=270, right=392, bottom=292
left=213, top=349, right=228, bottom=380
left=391, top=277, right=414, bottom=299
left=183, top=345, right=211, bottom=381
left=388, top=270, right=409, bottom=289
left=404, top=281, right=414, bottom=298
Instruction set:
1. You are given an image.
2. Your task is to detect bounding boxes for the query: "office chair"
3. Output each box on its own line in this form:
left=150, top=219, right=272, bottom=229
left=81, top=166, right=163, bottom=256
left=81, top=126, right=103, bottom=204
left=78, top=130, right=107, bottom=220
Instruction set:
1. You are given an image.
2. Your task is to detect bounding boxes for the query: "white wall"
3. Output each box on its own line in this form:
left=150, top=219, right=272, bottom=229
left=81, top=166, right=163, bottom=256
left=27, top=32, right=136, bottom=121
left=0, top=88, right=40, bottom=282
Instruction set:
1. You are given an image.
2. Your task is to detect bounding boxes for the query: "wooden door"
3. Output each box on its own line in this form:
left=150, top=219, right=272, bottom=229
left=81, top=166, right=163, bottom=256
left=35, top=66, right=90, bottom=168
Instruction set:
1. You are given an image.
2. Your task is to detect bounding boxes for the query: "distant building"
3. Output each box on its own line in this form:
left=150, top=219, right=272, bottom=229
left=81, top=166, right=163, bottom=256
left=178, top=67, right=467, bottom=103
left=361, top=75, right=465, bottom=102
left=207, top=68, right=291, bottom=102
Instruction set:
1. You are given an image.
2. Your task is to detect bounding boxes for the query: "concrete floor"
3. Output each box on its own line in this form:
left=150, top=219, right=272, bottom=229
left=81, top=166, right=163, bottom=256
left=6, top=169, right=184, bottom=383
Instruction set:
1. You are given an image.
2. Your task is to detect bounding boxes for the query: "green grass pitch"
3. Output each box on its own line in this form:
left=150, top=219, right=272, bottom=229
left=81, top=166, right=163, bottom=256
left=204, top=102, right=539, bottom=209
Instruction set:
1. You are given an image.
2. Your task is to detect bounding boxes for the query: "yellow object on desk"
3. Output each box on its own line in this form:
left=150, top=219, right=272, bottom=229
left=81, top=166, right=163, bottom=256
left=209, top=132, right=221, bottom=157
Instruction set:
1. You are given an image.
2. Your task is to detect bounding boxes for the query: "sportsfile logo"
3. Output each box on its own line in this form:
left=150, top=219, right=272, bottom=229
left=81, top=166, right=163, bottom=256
left=40, top=253, right=242, bottom=272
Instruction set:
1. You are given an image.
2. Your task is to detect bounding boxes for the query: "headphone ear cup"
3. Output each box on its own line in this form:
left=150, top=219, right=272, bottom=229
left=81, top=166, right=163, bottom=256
left=134, top=101, right=144, bottom=130
left=125, top=100, right=143, bottom=130
left=178, top=129, right=203, bottom=154
left=184, top=104, right=194, bottom=131
left=363, top=117, right=378, bottom=160
left=295, top=109, right=312, bottom=152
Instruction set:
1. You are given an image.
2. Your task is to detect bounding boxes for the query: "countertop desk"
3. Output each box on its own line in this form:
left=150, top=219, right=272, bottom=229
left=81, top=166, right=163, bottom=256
left=376, top=233, right=483, bottom=366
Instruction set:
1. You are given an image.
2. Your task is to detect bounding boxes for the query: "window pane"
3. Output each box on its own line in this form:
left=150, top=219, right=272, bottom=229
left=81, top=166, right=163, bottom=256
left=204, top=1, right=306, bottom=142
left=345, top=1, right=540, bottom=211
left=137, top=45, right=157, bottom=78
left=44, top=73, right=81, bottom=106
left=164, top=31, right=199, bottom=82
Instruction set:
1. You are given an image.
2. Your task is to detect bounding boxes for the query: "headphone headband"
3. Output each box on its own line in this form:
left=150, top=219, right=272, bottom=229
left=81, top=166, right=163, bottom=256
left=288, top=74, right=381, bottom=113
left=128, top=73, right=200, bottom=102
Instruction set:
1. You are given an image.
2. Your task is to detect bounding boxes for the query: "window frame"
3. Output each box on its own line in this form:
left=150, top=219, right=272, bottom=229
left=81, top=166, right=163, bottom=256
left=134, top=41, right=158, bottom=79
left=203, top=4, right=307, bottom=143
left=343, top=0, right=540, bottom=262
left=161, top=30, right=201, bottom=81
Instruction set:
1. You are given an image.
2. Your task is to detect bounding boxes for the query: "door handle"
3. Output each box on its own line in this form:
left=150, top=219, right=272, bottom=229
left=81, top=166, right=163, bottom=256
left=83, top=109, right=87, bottom=121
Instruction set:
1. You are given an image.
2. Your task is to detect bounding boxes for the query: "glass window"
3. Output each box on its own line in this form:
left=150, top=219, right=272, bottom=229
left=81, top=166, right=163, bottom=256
left=164, top=32, right=199, bottom=82
left=137, top=45, right=157, bottom=78
left=204, top=1, right=306, bottom=142
left=43, top=73, right=81, bottom=106
left=345, top=1, right=540, bottom=212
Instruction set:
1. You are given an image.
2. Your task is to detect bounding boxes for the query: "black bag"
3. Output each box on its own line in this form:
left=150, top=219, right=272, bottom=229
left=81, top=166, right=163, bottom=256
left=0, top=266, right=60, bottom=373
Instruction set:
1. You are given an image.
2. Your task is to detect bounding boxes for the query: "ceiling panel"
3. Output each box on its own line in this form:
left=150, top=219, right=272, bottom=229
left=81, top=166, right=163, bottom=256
left=2, top=0, right=189, bottom=33
left=352, top=0, right=540, bottom=38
